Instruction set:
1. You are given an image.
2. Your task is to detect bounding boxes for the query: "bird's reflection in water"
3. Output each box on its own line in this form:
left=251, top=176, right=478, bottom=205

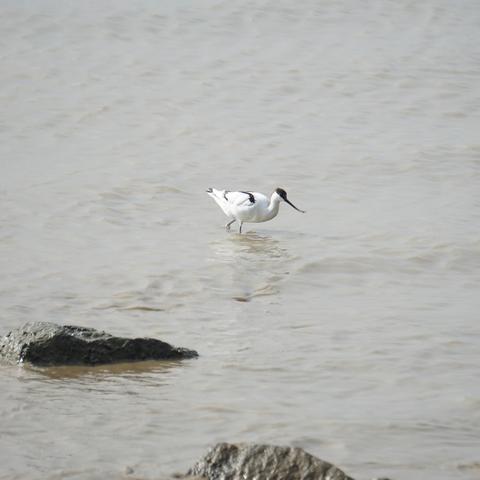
left=209, top=232, right=292, bottom=302
left=211, top=232, right=287, bottom=258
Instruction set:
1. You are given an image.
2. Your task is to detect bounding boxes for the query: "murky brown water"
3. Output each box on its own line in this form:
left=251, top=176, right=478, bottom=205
left=1, top=1, right=480, bottom=479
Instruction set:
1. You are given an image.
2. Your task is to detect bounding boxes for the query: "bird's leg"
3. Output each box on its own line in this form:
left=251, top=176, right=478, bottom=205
left=239, top=222, right=243, bottom=234
left=225, top=219, right=236, bottom=231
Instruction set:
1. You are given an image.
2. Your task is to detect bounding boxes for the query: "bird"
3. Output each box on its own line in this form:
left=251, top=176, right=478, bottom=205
left=206, top=187, right=305, bottom=233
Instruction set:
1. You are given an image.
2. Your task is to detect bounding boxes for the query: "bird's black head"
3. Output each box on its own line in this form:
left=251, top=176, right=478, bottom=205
left=275, top=187, right=306, bottom=213
left=275, top=188, right=287, bottom=200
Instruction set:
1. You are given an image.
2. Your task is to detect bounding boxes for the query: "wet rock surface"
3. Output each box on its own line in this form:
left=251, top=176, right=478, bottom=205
left=187, top=443, right=355, bottom=480
left=0, top=322, right=198, bottom=366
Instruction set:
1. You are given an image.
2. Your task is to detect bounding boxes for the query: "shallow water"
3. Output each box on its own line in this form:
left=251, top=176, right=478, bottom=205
left=1, top=1, right=480, bottom=479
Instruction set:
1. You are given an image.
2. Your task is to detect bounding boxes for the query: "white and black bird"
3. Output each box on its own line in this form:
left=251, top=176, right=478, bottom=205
left=206, top=187, right=305, bottom=233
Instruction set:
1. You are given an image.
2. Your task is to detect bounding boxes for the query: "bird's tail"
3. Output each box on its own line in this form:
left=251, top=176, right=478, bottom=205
left=206, top=188, right=231, bottom=216
left=206, top=187, right=224, bottom=199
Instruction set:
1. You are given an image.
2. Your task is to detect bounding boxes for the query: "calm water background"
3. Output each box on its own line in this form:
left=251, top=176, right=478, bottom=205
left=1, top=1, right=480, bottom=479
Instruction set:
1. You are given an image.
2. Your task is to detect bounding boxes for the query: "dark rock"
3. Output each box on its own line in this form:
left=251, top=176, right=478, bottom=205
left=0, top=322, right=198, bottom=366
left=187, top=442, right=354, bottom=480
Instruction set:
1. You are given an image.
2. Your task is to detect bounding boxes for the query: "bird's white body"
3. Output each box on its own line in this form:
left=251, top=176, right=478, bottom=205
left=206, top=187, right=304, bottom=233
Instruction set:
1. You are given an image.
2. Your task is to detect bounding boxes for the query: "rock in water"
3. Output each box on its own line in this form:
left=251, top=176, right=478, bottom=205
left=0, top=322, right=198, bottom=366
left=187, top=443, right=354, bottom=480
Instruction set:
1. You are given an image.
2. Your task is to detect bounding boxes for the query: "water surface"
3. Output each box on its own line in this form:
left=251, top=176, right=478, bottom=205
left=1, top=1, right=480, bottom=479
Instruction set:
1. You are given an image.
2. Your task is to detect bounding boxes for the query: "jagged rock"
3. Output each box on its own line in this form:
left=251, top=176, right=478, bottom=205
left=0, top=322, right=198, bottom=366
left=187, top=443, right=354, bottom=480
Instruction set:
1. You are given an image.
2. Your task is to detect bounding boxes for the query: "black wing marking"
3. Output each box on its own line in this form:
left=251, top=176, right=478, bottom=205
left=240, top=191, right=255, bottom=204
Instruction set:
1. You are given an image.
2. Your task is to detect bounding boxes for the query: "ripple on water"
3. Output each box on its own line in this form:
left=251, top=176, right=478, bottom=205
left=297, top=238, right=480, bottom=278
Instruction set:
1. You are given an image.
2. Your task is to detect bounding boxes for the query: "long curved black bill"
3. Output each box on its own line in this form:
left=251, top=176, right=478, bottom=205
left=285, top=198, right=306, bottom=213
